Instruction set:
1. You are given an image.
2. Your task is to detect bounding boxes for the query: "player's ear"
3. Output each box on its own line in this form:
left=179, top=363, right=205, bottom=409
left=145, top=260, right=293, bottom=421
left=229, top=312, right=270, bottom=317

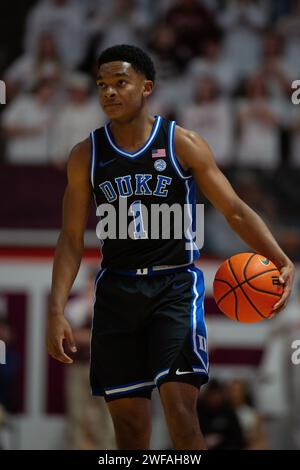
left=142, top=80, right=154, bottom=98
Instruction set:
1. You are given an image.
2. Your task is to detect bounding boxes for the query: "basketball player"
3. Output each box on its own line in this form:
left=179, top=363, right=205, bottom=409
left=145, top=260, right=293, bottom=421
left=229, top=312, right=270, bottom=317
left=47, top=45, right=295, bottom=450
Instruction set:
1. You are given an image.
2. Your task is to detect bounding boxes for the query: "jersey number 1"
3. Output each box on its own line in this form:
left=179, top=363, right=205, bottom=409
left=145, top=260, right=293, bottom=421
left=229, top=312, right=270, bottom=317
left=130, top=200, right=148, bottom=239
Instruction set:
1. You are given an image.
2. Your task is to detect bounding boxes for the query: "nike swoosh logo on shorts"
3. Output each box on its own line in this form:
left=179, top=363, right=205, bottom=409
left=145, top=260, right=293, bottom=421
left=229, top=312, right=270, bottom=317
left=99, top=158, right=117, bottom=167
left=172, top=281, right=189, bottom=290
left=175, top=369, right=193, bottom=375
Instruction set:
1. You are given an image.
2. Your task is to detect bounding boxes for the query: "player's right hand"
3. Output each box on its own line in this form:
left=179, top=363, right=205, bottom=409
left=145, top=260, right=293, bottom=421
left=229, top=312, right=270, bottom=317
left=46, top=314, right=77, bottom=364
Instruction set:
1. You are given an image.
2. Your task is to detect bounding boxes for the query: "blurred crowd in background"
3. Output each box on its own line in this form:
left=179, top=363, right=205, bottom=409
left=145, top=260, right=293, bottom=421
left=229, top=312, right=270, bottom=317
left=1, top=0, right=300, bottom=259
left=1, top=0, right=300, bottom=450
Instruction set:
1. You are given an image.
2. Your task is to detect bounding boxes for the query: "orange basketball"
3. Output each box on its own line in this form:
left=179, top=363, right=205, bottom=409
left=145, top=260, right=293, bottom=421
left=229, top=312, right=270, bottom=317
left=213, top=252, right=284, bottom=323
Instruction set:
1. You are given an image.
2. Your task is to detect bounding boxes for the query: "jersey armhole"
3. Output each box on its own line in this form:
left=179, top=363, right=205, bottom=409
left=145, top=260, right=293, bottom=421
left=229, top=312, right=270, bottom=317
left=168, top=121, right=192, bottom=180
left=89, top=130, right=97, bottom=189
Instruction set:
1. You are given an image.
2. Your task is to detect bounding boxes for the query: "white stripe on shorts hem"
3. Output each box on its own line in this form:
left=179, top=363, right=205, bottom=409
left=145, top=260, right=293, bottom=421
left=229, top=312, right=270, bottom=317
left=105, top=381, right=155, bottom=396
left=154, top=369, right=170, bottom=385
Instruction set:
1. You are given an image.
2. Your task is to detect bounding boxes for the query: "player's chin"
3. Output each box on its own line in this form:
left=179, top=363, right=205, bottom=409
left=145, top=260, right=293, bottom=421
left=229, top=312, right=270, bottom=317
left=103, top=103, right=124, bottom=118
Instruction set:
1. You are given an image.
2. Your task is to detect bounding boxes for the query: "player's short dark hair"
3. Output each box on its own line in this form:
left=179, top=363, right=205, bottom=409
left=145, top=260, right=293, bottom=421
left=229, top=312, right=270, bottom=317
left=97, top=44, right=156, bottom=83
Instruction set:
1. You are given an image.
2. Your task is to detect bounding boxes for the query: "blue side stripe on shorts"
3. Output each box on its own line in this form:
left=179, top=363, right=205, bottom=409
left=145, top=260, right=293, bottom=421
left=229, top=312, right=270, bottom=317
left=188, top=267, right=209, bottom=374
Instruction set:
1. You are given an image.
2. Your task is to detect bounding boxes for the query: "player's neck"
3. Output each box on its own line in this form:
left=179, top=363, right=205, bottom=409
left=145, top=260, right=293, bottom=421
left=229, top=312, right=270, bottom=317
left=109, top=110, right=155, bottom=152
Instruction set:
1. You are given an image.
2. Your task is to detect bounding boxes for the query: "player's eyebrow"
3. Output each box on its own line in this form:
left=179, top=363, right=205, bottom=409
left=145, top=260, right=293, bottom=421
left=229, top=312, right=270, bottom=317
left=96, top=72, right=130, bottom=82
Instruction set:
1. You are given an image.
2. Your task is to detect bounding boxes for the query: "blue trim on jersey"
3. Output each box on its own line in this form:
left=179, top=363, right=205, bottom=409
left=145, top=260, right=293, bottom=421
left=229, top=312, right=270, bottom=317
left=90, top=138, right=106, bottom=250
left=168, top=121, right=192, bottom=180
left=94, top=268, right=107, bottom=287
left=187, top=267, right=209, bottom=374
left=104, top=115, right=162, bottom=159
left=185, top=179, right=200, bottom=263
left=90, top=131, right=97, bottom=188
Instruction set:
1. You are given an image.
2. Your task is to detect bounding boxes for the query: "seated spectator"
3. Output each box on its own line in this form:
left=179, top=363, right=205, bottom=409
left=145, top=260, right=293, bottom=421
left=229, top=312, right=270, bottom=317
left=187, top=38, right=239, bottom=95
left=181, top=76, right=234, bottom=167
left=163, top=0, right=220, bottom=64
left=24, top=0, right=90, bottom=69
left=50, top=73, right=104, bottom=169
left=1, top=80, right=57, bottom=164
left=236, top=73, right=283, bottom=169
left=197, top=379, right=245, bottom=450
left=258, top=31, right=295, bottom=98
left=227, top=378, right=268, bottom=449
left=96, top=0, right=145, bottom=54
left=148, top=22, right=182, bottom=79
left=276, top=0, right=300, bottom=71
left=219, top=0, right=267, bottom=77
left=4, top=33, right=64, bottom=97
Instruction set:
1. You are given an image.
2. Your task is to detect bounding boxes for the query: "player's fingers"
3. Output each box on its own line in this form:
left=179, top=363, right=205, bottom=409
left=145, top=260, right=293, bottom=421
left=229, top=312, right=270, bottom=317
left=58, top=337, right=73, bottom=363
left=279, top=266, right=289, bottom=284
left=272, top=284, right=291, bottom=311
left=48, top=337, right=73, bottom=363
left=48, top=346, right=73, bottom=364
left=270, top=300, right=288, bottom=316
left=65, top=326, right=77, bottom=353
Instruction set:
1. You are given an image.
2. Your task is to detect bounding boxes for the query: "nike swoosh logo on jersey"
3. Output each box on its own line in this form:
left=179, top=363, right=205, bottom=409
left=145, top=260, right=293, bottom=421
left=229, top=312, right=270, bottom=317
left=172, top=281, right=189, bottom=290
left=175, top=369, right=193, bottom=375
left=99, top=158, right=117, bottom=167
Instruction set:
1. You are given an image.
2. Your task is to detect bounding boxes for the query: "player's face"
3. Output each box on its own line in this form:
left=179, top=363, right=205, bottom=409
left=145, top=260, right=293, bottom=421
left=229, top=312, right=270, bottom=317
left=96, top=61, right=153, bottom=121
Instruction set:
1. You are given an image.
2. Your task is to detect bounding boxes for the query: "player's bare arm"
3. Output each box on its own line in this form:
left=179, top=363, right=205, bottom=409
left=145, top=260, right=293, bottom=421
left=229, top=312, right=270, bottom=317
left=47, top=138, right=92, bottom=363
left=175, top=126, right=295, bottom=313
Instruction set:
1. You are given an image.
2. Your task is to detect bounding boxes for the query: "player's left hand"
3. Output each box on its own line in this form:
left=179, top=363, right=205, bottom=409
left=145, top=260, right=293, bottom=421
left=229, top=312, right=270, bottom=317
left=272, top=260, right=295, bottom=315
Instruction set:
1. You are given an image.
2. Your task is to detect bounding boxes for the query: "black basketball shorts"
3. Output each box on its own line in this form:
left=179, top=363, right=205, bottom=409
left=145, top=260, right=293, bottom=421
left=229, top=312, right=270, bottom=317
left=90, top=264, right=209, bottom=402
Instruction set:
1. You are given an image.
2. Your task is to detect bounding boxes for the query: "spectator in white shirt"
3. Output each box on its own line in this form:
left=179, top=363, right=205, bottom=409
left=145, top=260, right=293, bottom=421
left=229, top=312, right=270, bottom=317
left=187, top=38, right=239, bottom=95
left=181, top=76, right=234, bottom=167
left=219, top=0, right=267, bottom=77
left=96, top=0, right=145, bottom=54
left=50, top=73, right=105, bottom=169
left=4, top=33, right=64, bottom=97
left=258, top=31, right=296, bottom=99
left=236, top=73, right=282, bottom=169
left=1, top=80, right=57, bottom=164
left=276, top=0, right=300, bottom=73
left=24, top=0, right=89, bottom=69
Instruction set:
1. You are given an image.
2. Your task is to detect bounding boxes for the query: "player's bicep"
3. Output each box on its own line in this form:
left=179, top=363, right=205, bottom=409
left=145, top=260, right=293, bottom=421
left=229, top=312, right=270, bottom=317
left=194, top=162, right=242, bottom=217
left=61, top=185, right=91, bottom=239
left=61, top=141, right=92, bottom=240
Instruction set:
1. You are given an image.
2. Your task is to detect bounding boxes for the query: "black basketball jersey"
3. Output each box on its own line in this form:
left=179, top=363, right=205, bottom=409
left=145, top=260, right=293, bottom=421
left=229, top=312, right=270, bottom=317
left=89, top=115, right=200, bottom=269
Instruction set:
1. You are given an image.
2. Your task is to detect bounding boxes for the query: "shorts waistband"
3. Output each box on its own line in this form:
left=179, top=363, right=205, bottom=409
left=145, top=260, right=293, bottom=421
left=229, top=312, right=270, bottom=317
left=109, top=263, right=194, bottom=277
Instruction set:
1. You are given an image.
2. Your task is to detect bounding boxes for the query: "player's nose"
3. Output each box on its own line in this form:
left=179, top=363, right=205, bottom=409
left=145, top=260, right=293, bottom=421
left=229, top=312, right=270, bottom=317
left=104, top=86, right=116, bottom=98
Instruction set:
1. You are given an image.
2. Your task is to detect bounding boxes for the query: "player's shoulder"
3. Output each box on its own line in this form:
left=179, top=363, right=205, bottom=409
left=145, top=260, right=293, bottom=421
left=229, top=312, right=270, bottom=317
left=68, top=138, right=90, bottom=167
left=175, top=124, right=203, bottom=143
left=174, top=124, right=210, bottom=153
left=67, top=138, right=91, bottom=181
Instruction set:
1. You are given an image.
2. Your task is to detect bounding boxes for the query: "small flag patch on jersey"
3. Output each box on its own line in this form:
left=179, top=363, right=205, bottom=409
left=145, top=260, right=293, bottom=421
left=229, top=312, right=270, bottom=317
left=152, top=148, right=166, bottom=158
